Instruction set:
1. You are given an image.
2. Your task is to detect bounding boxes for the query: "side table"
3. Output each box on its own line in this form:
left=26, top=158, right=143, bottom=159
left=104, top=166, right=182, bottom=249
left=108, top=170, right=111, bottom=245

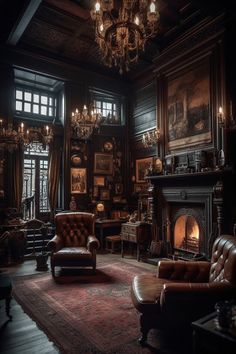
left=192, top=311, right=236, bottom=354
left=0, top=273, right=12, bottom=319
left=120, top=222, right=150, bottom=261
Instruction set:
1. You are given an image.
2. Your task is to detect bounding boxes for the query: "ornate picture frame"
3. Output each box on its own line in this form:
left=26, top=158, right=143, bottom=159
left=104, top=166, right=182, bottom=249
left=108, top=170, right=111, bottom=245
left=94, top=153, right=113, bottom=174
left=165, top=58, right=212, bottom=153
left=135, top=157, right=153, bottom=183
left=71, top=168, right=87, bottom=194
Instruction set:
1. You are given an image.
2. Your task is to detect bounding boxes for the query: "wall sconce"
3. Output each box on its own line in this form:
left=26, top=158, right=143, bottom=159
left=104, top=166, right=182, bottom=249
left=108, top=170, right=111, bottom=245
left=142, top=128, right=160, bottom=148
left=217, top=106, right=225, bottom=167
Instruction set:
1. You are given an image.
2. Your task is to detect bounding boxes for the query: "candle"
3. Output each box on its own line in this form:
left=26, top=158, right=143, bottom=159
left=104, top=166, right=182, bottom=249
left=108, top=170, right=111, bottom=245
left=20, top=122, right=24, bottom=133
left=218, top=106, right=224, bottom=124
left=46, top=125, right=49, bottom=135
left=0, top=119, right=2, bottom=127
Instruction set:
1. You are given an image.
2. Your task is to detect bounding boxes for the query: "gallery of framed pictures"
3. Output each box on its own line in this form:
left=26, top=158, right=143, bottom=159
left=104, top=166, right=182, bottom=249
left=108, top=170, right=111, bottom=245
left=71, top=168, right=87, bottom=194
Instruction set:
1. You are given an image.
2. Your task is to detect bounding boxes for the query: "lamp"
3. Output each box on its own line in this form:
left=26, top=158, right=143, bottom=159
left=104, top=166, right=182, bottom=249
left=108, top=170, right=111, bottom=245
left=142, top=128, right=160, bottom=148
left=91, top=0, right=160, bottom=74
left=71, top=105, right=102, bottom=140
left=0, top=118, right=53, bottom=152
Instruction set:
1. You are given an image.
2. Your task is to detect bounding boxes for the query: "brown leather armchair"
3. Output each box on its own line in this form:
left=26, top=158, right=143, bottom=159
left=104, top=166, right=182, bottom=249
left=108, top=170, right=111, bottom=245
left=47, top=212, right=100, bottom=276
left=131, top=235, right=236, bottom=347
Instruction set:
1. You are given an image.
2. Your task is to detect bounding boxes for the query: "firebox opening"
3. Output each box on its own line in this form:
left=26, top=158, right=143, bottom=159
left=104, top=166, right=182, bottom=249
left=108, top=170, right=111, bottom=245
left=174, top=215, right=200, bottom=253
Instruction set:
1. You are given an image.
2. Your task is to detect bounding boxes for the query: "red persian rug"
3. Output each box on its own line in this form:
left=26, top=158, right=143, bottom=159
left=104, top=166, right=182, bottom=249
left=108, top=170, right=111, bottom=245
left=12, top=261, right=161, bottom=354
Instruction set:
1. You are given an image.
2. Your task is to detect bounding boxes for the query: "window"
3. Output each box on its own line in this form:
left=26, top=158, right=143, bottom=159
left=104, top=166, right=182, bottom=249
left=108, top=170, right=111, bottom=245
left=15, top=88, right=56, bottom=119
left=22, top=142, right=50, bottom=217
left=92, top=90, right=122, bottom=125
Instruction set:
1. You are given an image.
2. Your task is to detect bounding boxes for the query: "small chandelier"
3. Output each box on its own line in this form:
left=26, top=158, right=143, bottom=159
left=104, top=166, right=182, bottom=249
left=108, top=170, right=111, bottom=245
left=19, top=123, right=54, bottom=149
left=0, top=119, right=53, bottom=152
left=142, top=128, right=160, bottom=148
left=91, top=0, right=160, bottom=74
left=71, top=105, right=102, bottom=140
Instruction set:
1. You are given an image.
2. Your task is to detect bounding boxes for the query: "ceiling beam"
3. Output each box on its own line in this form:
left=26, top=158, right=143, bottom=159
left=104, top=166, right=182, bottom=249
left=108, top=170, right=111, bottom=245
left=7, top=0, right=42, bottom=45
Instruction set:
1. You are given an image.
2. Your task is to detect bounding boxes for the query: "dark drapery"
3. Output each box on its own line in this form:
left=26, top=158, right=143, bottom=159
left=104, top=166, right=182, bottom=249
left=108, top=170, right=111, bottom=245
left=12, top=144, right=24, bottom=211
left=48, top=135, right=62, bottom=217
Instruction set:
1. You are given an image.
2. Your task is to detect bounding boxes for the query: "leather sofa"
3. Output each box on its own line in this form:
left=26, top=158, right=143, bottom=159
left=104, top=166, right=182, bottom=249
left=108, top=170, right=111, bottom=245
left=131, top=234, right=236, bottom=347
left=47, top=212, right=100, bottom=276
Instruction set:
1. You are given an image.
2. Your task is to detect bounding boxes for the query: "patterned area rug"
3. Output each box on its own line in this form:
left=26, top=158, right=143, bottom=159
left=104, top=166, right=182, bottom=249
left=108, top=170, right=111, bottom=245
left=12, top=261, right=163, bottom=354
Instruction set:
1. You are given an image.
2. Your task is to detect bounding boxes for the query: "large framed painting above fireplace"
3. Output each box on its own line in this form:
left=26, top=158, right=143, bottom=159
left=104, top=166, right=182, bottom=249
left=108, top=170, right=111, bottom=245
left=166, top=58, right=212, bottom=153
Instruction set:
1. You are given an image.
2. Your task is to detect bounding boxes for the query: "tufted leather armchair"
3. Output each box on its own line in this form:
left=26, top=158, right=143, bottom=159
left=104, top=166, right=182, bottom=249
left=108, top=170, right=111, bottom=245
left=131, top=234, right=236, bottom=347
left=47, top=212, right=100, bottom=276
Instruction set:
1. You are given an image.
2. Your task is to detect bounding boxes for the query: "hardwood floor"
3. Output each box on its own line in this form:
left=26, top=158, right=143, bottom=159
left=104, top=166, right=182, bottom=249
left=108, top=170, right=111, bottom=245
left=0, top=253, right=155, bottom=354
left=0, top=259, right=59, bottom=354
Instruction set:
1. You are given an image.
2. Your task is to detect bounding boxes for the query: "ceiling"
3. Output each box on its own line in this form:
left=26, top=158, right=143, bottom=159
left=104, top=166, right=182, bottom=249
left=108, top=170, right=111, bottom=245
left=0, top=0, right=234, bottom=82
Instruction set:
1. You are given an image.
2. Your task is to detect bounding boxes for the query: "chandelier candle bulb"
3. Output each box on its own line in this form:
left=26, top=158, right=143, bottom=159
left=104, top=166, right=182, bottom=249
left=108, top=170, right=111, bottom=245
left=20, top=122, right=24, bottom=133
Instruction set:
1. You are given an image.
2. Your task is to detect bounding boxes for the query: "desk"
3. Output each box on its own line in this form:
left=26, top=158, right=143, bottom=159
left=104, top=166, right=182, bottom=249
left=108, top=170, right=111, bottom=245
left=95, top=219, right=122, bottom=250
left=192, top=312, right=236, bottom=354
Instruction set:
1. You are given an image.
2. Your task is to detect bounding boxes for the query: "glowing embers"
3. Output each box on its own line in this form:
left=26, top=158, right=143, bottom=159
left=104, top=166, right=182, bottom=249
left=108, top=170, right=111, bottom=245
left=174, top=214, right=200, bottom=253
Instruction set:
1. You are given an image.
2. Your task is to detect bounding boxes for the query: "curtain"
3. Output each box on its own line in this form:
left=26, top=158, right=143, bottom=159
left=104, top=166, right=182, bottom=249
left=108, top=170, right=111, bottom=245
left=12, top=144, right=24, bottom=212
left=48, top=135, right=62, bottom=217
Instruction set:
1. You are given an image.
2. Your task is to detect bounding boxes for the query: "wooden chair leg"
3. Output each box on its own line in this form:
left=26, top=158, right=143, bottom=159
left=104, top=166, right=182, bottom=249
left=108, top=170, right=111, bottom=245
left=138, top=313, right=151, bottom=346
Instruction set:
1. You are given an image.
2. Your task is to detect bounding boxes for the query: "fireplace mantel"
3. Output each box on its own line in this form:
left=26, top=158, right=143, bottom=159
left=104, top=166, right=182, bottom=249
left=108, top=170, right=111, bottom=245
left=146, top=168, right=232, bottom=185
left=146, top=167, right=233, bottom=260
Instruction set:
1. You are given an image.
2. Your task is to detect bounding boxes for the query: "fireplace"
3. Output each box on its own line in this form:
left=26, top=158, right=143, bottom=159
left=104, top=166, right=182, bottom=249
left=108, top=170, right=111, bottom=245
left=173, top=210, right=200, bottom=253
left=147, top=170, right=232, bottom=260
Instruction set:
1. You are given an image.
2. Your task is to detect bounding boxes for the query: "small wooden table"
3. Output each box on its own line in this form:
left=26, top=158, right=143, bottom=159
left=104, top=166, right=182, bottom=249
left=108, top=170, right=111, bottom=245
left=95, top=219, right=122, bottom=250
left=120, top=222, right=150, bottom=261
left=192, top=311, right=236, bottom=354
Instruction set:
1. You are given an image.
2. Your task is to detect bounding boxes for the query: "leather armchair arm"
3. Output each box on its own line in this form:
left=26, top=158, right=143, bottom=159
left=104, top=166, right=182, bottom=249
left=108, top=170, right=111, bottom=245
left=47, top=235, right=64, bottom=253
left=159, top=281, right=236, bottom=328
left=160, top=282, right=236, bottom=308
left=87, top=235, right=100, bottom=251
left=157, top=260, right=211, bottom=282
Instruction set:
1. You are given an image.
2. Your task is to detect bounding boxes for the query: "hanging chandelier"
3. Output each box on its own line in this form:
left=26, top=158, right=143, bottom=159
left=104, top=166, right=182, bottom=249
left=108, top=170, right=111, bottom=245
left=0, top=119, right=53, bottom=152
left=90, top=0, right=160, bottom=74
left=71, top=105, right=102, bottom=140
left=142, top=128, right=160, bottom=148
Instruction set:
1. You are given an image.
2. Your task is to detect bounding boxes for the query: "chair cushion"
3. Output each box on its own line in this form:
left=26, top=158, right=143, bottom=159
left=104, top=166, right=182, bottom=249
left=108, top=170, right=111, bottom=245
left=131, top=274, right=173, bottom=313
left=52, top=247, right=92, bottom=261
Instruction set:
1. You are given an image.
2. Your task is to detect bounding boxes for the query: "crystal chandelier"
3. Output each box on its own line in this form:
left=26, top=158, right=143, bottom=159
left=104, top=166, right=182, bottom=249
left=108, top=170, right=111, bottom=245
left=142, top=128, right=160, bottom=148
left=0, top=119, right=53, bottom=152
left=91, top=0, right=160, bottom=74
left=71, top=105, right=102, bottom=140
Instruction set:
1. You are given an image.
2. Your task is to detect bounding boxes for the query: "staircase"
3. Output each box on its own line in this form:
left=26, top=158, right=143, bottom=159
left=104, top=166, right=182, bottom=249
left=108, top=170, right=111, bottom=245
left=24, top=222, right=55, bottom=259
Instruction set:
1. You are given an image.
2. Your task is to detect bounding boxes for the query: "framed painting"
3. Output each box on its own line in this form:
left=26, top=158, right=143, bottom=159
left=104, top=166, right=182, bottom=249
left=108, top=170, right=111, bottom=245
left=100, top=189, right=110, bottom=200
left=166, top=59, right=211, bottom=152
left=136, top=157, right=153, bottom=183
left=94, top=153, right=113, bottom=175
left=94, top=176, right=105, bottom=186
left=71, top=168, right=87, bottom=194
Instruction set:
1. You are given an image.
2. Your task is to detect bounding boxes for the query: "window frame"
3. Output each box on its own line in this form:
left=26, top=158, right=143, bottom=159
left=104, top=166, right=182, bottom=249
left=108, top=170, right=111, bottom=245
left=15, top=86, right=57, bottom=121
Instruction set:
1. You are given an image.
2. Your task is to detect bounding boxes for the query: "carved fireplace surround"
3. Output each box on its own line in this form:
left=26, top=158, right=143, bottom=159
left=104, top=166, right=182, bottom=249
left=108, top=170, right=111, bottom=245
left=147, top=169, right=233, bottom=260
